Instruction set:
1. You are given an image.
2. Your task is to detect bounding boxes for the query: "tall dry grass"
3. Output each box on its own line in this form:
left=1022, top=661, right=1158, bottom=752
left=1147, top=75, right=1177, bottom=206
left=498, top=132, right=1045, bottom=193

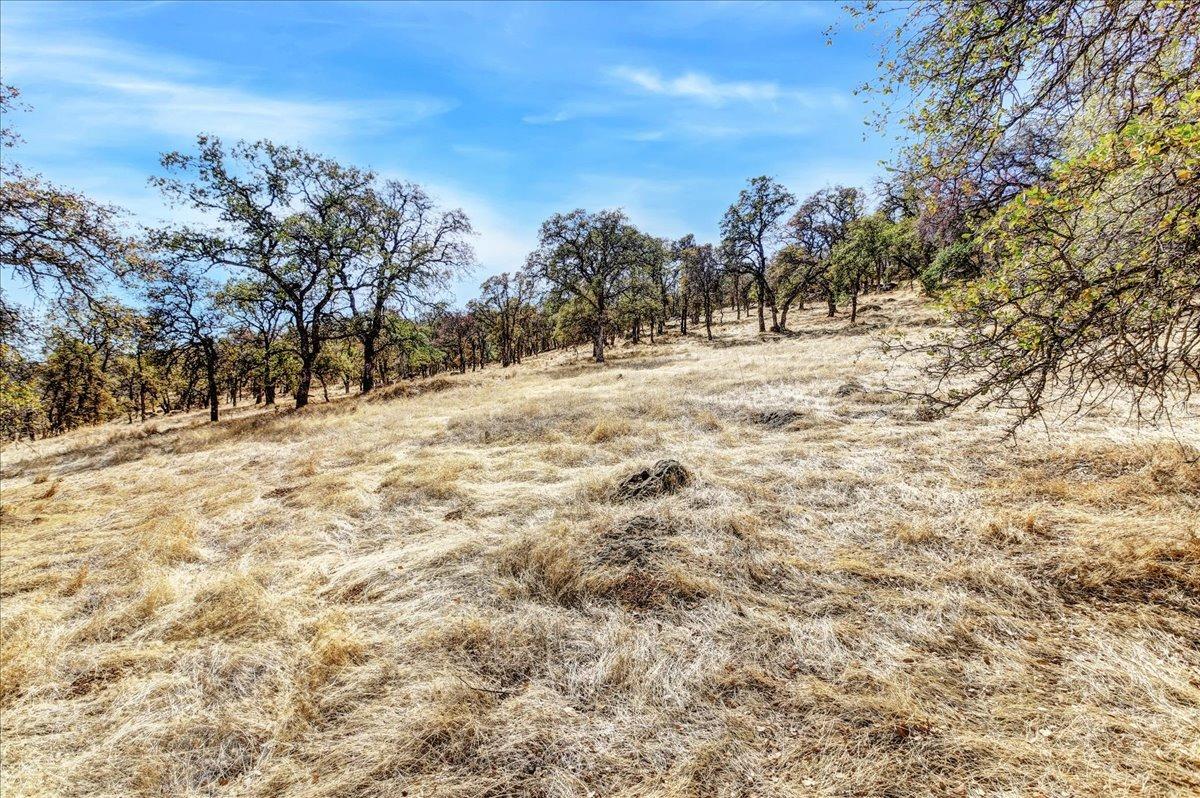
left=1, top=292, right=1198, bottom=797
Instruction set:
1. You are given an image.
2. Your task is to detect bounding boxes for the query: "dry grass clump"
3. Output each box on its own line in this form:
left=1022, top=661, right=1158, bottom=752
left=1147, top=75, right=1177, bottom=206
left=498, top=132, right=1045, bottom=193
left=585, top=414, right=633, bottom=443
left=132, top=513, right=202, bottom=564
left=1049, top=528, right=1200, bottom=603
left=537, top=442, right=597, bottom=468
left=497, top=514, right=716, bottom=610
left=378, top=454, right=477, bottom=505
left=2, top=291, right=1198, bottom=797
left=689, top=407, right=724, bottom=432
left=1002, top=440, right=1200, bottom=609
left=892, top=519, right=938, bottom=544
left=367, top=375, right=455, bottom=402
left=305, top=610, right=369, bottom=692
left=440, top=397, right=592, bottom=445
left=0, top=618, right=40, bottom=707
left=167, top=573, right=280, bottom=641
left=1014, top=440, right=1200, bottom=506
left=75, top=573, right=177, bottom=643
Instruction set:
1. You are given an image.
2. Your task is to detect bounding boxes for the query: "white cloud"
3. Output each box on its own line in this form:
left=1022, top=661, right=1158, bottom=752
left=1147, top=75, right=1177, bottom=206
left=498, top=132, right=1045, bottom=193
left=610, top=66, right=849, bottom=111
left=71, top=77, right=451, bottom=146
left=521, top=109, right=577, bottom=125
left=521, top=69, right=848, bottom=141
left=611, top=66, right=781, bottom=105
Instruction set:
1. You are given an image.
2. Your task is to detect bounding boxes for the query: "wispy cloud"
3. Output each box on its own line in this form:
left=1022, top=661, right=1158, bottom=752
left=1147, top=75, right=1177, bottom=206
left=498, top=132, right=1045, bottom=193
left=70, top=76, right=451, bottom=145
left=521, top=109, right=578, bottom=125
left=611, top=66, right=782, bottom=105
left=520, top=101, right=622, bottom=126
left=610, top=66, right=849, bottom=111
left=1, top=30, right=453, bottom=147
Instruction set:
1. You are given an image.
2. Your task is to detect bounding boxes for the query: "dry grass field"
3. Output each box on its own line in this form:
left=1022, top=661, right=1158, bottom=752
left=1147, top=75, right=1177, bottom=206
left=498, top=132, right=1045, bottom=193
left=2, top=292, right=1198, bottom=797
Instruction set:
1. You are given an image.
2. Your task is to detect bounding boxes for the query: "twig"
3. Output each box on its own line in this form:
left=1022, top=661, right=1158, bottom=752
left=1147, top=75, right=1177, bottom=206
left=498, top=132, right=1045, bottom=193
left=454, top=674, right=512, bottom=697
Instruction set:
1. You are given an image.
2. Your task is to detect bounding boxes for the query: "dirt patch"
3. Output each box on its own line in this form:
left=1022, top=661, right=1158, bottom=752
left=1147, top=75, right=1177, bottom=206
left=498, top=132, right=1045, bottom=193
left=593, top=515, right=670, bottom=568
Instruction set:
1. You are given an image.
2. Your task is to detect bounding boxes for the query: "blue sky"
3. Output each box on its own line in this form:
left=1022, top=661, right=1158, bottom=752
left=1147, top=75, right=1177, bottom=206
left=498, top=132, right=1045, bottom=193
left=1, top=0, right=899, bottom=304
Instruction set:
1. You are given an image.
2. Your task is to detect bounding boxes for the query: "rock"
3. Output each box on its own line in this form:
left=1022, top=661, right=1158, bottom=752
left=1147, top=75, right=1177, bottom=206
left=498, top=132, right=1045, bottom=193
left=834, top=381, right=865, bottom=397
left=614, top=459, right=691, bottom=502
left=750, top=409, right=803, bottom=428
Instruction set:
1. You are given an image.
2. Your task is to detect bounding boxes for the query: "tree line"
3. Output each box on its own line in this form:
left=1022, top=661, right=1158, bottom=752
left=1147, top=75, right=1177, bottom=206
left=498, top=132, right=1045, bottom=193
left=4, top=0, right=1197, bottom=438
left=1, top=88, right=932, bottom=440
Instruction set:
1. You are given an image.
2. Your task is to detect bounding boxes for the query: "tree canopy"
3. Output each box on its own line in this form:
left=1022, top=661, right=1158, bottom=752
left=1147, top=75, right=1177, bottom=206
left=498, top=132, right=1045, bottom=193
left=858, top=0, right=1200, bottom=423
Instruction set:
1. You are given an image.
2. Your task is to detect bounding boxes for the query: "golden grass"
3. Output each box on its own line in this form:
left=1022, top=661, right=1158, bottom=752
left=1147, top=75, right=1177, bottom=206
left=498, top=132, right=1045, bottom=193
left=586, top=414, right=634, bottom=443
left=1, top=291, right=1198, bottom=797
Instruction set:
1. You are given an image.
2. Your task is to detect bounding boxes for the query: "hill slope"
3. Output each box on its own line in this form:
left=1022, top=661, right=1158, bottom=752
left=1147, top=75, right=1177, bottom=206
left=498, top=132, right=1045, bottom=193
left=2, top=293, right=1198, bottom=797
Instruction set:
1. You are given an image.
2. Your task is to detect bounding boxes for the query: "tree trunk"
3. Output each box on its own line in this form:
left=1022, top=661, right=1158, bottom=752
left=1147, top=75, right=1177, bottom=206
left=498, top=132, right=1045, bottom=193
left=658, top=283, right=668, bottom=336
left=262, top=342, right=275, bottom=405
left=592, top=321, right=605, bottom=362
left=360, top=327, right=379, bottom=394
left=357, top=316, right=376, bottom=391
left=295, top=358, right=313, bottom=408
left=205, top=353, right=219, bottom=423
left=295, top=319, right=314, bottom=408
left=778, top=282, right=805, bottom=332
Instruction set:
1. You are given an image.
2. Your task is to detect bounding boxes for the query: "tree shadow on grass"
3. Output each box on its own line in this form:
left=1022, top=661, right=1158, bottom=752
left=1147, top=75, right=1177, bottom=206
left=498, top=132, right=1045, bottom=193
left=3, top=395, right=361, bottom=480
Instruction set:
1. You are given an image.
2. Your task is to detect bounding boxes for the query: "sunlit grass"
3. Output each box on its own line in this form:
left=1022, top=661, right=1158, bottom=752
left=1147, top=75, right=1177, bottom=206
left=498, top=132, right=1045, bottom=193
left=1, top=291, right=1197, bottom=797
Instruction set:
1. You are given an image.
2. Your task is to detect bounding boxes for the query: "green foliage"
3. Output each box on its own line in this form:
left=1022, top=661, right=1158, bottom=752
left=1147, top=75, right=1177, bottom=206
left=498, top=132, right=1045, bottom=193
left=919, top=240, right=978, bottom=294
left=1, top=84, right=134, bottom=309
left=928, top=91, right=1200, bottom=420
left=863, top=0, right=1200, bottom=422
left=0, top=342, right=45, bottom=440
left=721, top=176, right=796, bottom=331
left=39, top=332, right=118, bottom=433
left=528, top=209, right=647, bottom=361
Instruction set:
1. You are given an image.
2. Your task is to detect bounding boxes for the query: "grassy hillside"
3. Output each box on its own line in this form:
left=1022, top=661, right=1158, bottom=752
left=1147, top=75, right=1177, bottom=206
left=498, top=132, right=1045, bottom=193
left=2, top=292, right=1198, bottom=797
